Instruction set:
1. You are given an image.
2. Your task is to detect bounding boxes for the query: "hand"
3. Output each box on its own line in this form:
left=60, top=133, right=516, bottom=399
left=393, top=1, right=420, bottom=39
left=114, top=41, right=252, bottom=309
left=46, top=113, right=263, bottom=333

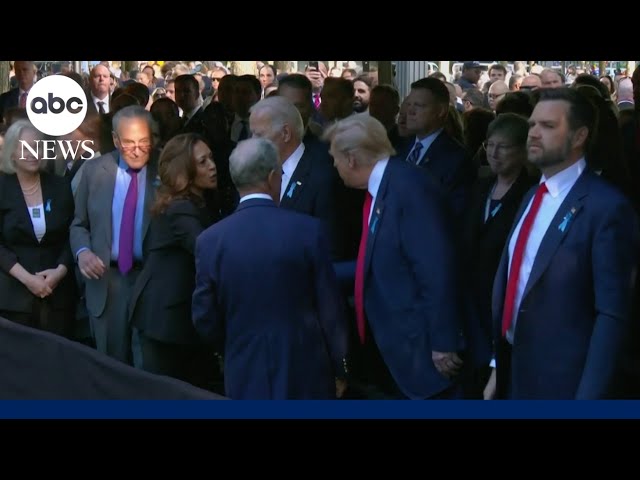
left=78, top=250, right=106, bottom=280
left=483, top=368, right=497, bottom=400
left=25, top=274, right=53, bottom=298
left=432, top=351, right=463, bottom=379
left=335, top=378, right=348, bottom=399
left=36, top=266, right=67, bottom=291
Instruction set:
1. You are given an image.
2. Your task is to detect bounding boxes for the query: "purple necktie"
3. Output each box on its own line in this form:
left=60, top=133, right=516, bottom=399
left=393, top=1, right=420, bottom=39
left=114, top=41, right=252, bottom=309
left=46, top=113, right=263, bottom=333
left=118, top=168, right=139, bottom=275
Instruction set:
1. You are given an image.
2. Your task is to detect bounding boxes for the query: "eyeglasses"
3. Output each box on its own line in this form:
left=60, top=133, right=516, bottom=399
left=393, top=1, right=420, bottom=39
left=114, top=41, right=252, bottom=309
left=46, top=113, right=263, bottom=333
left=519, top=86, right=535, bottom=91
left=482, top=141, right=517, bottom=154
left=118, top=139, right=153, bottom=153
left=212, top=77, right=223, bottom=82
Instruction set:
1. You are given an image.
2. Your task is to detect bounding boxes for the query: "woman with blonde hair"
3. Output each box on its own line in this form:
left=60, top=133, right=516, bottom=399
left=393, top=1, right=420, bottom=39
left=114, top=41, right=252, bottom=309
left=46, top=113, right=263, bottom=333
left=0, top=119, right=76, bottom=337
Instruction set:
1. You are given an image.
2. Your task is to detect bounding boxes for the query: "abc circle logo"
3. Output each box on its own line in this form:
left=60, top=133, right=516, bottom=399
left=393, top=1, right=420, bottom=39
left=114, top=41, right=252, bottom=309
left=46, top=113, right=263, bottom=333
left=26, top=75, right=88, bottom=137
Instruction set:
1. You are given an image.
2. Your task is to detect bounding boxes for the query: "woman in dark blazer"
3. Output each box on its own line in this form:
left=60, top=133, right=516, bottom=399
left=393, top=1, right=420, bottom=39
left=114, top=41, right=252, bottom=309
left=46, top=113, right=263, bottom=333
left=129, top=133, right=219, bottom=391
left=0, top=119, right=76, bottom=338
left=462, top=113, right=538, bottom=398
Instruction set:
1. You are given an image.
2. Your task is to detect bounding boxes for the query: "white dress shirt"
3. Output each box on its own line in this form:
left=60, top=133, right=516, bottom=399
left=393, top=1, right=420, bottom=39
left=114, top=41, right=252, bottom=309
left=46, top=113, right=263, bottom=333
left=280, top=143, right=305, bottom=200
left=366, top=158, right=390, bottom=223
left=91, top=93, right=110, bottom=113
left=505, top=158, right=586, bottom=343
left=408, top=128, right=443, bottom=165
left=240, top=193, right=273, bottom=203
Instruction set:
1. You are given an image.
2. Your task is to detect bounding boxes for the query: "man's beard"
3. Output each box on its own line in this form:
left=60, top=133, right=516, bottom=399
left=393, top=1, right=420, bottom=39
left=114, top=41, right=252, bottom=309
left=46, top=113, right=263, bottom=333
left=528, top=136, right=572, bottom=170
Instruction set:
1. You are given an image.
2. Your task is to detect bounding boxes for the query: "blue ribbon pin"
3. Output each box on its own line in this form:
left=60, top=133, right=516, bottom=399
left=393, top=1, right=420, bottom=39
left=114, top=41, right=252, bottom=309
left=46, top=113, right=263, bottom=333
left=558, top=207, right=576, bottom=232
left=45, top=199, right=52, bottom=212
left=490, top=203, right=502, bottom=218
left=286, top=181, right=301, bottom=199
left=370, top=217, right=379, bottom=234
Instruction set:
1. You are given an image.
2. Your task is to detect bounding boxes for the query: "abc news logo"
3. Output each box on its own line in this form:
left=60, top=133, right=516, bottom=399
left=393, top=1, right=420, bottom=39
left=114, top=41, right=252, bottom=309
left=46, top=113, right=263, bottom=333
left=22, top=75, right=95, bottom=161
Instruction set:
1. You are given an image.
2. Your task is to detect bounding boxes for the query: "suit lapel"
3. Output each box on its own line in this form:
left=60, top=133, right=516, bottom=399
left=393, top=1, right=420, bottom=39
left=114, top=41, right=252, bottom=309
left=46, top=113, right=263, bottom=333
left=100, top=153, right=118, bottom=248
left=10, top=175, right=38, bottom=243
left=280, top=149, right=311, bottom=208
left=521, top=171, right=590, bottom=301
left=40, top=173, right=53, bottom=242
left=143, top=156, right=158, bottom=241
left=364, top=166, right=390, bottom=274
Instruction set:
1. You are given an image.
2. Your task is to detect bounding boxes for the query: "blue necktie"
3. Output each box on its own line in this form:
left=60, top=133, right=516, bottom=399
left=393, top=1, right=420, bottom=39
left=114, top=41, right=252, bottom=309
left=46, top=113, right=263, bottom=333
left=407, top=142, right=423, bottom=165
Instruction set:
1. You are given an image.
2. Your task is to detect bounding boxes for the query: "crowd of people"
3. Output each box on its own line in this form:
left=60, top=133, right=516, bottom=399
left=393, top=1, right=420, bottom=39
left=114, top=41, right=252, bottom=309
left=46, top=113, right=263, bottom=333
left=0, top=59, right=639, bottom=400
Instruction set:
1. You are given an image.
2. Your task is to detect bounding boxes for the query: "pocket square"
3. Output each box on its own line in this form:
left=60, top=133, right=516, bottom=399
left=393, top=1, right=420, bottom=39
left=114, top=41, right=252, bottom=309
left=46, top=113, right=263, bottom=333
left=45, top=199, right=52, bottom=212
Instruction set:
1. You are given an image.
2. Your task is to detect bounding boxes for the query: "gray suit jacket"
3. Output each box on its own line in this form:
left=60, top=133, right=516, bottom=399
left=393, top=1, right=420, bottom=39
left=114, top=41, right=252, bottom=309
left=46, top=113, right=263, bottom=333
left=69, top=150, right=158, bottom=318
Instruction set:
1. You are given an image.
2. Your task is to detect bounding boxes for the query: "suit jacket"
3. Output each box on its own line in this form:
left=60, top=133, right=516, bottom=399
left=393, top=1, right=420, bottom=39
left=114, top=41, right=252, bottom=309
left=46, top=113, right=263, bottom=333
left=0, top=316, right=224, bottom=400
left=461, top=169, right=536, bottom=367
left=69, top=151, right=158, bottom=318
left=0, top=173, right=76, bottom=313
left=279, top=145, right=342, bottom=259
left=393, top=130, right=476, bottom=218
left=84, top=89, right=109, bottom=115
left=0, top=88, right=20, bottom=124
left=492, top=169, right=640, bottom=399
left=130, top=198, right=216, bottom=344
left=192, top=198, right=349, bottom=399
left=362, top=159, right=464, bottom=399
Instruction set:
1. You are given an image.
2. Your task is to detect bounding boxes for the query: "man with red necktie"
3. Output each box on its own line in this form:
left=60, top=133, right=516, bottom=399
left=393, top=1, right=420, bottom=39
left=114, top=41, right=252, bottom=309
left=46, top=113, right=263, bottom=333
left=486, top=88, right=639, bottom=399
left=0, top=61, right=38, bottom=124
left=325, top=113, right=465, bottom=400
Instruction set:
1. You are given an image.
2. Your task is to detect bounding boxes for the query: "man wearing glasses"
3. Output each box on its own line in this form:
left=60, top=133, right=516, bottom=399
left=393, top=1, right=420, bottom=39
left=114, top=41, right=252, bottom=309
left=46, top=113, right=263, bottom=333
left=70, top=106, right=158, bottom=366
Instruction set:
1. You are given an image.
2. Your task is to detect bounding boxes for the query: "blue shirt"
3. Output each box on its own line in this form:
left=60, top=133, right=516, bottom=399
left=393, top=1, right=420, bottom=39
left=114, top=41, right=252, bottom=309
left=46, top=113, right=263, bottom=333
left=111, top=155, right=147, bottom=262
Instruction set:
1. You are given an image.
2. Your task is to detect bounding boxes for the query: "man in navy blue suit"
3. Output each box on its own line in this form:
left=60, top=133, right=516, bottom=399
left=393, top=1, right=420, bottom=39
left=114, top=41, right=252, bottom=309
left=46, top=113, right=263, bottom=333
left=192, top=137, right=349, bottom=399
left=248, top=96, right=348, bottom=259
left=393, top=77, right=475, bottom=219
left=486, top=88, right=640, bottom=399
left=324, top=113, right=466, bottom=399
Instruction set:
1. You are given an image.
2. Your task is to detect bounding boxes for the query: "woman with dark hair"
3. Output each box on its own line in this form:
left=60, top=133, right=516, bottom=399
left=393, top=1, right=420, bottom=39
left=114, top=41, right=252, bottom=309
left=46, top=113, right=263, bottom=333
left=129, top=132, right=220, bottom=391
left=462, top=113, right=537, bottom=398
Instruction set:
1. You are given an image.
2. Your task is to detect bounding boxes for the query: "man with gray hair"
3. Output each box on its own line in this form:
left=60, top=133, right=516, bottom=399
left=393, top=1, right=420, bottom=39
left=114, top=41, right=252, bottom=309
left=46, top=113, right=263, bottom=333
left=70, top=105, right=159, bottom=366
left=192, top=138, right=349, bottom=399
left=249, top=96, right=343, bottom=258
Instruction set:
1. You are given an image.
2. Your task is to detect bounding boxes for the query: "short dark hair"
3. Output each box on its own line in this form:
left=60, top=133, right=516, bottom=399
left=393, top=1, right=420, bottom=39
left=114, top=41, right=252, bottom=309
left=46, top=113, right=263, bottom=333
left=277, top=73, right=313, bottom=97
left=410, top=77, right=450, bottom=105
left=536, top=87, right=597, bottom=143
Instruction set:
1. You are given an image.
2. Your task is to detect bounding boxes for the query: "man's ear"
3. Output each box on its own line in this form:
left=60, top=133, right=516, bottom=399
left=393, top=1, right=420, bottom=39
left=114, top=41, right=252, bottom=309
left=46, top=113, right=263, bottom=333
left=572, top=126, right=589, bottom=150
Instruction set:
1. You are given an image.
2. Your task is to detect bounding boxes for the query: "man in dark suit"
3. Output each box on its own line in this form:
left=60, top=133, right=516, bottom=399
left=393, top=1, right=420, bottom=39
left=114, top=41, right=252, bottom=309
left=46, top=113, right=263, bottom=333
left=393, top=77, right=476, bottom=218
left=0, top=317, right=224, bottom=400
left=249, top=96, right=345, bottom=258
left=276, top=73, right=331, bottom=164
left=486, top=88, right=640, bottom=399
left=324, top=113, right=465, bottom=399
left=84, top=64, right=111, bottom=115
left=0, top=61, right=37, bottom=124
left=69, top=106, right=159, bottom=366
left=192, top=137, right=349, bottom=399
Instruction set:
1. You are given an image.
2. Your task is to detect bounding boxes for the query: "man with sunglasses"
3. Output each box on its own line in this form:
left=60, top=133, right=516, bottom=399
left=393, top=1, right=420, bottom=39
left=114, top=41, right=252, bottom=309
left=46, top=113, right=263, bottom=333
left=70, top=106, right=159, bottom=367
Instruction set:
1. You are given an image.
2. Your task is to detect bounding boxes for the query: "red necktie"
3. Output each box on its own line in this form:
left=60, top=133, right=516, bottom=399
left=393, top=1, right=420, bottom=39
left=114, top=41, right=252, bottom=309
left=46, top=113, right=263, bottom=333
left=501, top=182, right=548, bottom=337
left=313, top=93, right=321, bottom=109
left=354, top=192, right=373, bottom=344
left=19, top=92, right=28, bottom=109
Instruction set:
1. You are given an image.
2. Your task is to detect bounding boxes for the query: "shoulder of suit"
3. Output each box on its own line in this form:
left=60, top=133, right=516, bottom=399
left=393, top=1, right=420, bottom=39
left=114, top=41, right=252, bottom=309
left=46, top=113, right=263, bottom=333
left=585, top=170, right=633, bottom=208
left=165, top=198, right=201, bottom=216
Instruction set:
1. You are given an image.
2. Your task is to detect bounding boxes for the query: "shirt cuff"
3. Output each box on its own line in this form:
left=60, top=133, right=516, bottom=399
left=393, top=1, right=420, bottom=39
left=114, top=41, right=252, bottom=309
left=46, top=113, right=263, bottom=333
left=489, top=358, right=496, bottom=369
left=75, top=247, right=89, bottom=262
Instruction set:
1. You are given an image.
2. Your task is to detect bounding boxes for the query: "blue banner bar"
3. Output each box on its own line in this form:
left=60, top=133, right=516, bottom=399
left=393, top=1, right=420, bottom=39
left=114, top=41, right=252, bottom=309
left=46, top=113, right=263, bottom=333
left=1, top=401, right=640, bottom=419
